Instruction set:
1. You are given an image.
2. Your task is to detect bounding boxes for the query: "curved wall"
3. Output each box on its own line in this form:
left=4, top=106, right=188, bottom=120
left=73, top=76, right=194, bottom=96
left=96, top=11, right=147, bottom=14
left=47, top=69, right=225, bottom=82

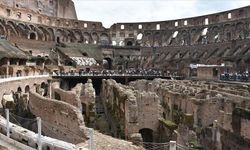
left=0, top=0, right=77, bottom=19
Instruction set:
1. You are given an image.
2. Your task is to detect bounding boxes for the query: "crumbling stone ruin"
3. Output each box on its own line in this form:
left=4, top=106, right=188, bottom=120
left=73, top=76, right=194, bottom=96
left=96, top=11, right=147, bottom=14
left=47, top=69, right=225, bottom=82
left=100, top=78, right=250, bottom=149
left=0, top=0, right=249, bottom=149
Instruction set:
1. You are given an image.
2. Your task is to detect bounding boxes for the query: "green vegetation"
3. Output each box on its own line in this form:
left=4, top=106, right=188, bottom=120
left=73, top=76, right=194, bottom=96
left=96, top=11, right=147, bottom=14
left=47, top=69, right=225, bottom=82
left=188, top=139, right=203, bottom=149
left=159, top=118, right=178, bottom=131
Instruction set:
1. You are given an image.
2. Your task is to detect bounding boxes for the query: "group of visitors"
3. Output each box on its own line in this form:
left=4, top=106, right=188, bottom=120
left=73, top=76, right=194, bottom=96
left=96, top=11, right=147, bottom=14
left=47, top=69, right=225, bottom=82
left=220, top=71, right=249, bottom=82
left=54, top=68, right=163, bottom=76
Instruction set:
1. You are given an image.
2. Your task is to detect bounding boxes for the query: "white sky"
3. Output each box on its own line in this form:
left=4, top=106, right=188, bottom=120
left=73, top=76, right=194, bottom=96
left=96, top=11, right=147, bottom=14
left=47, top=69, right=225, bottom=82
left=73, top=0, right=250, bottom=28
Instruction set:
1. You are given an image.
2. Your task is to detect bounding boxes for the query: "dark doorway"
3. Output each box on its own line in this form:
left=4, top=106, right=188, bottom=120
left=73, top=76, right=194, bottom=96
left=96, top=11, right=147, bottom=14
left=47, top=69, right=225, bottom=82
left=126, top=41, right=133, bottom=46
left=30, top=33, right=36, bottom=40
left=54, top=92, right=61, bottom=100
left=139, top=128, right=153, bottom=142
left=213, top=68, right=218, bottom=77
left=25, top=85, right=30, bottom=93
left=57, top=37, right=60, bottom=43
left=103, top=58, right=112, bottom=70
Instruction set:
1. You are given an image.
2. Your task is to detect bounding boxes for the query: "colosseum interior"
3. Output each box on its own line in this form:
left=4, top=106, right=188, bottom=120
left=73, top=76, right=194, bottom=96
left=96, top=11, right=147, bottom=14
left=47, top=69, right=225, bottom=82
left=0, top=0, right=249, bottom=150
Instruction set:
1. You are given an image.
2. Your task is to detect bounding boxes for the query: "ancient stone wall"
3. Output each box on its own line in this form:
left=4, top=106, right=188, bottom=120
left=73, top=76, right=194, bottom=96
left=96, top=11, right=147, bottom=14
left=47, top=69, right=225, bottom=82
left=130, top=79, right=250, bottom=148
left=101, top=79, right=162, bottom=141
left=29, top=91, right=87, bottom=144
left=0, top=0, right=77, bottom=19
left=51, top=82, right=82, bottom=108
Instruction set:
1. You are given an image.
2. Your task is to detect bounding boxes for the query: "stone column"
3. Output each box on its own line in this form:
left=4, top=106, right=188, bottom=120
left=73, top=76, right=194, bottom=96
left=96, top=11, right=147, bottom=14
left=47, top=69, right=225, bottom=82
left=6, top=59, right=10, bottom=78
left=170, top=141, right=177, bottom=150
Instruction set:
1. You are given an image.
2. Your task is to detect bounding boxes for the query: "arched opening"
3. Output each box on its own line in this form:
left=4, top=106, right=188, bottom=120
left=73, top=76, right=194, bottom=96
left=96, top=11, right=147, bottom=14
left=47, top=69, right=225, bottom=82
left=82, top=103, right=87, bottom=115
left=29, top=33, right=36, bottom=40
left=25, top=85, right=30, bottom=93
left=213, top=68, right=218, bottom=77
left=137, top=33, right=143, bottom=40
left=139, top=128, right=153, bottom=142
left=126, top=41, right=133, bottom=46
left=82, top=52, right=88, bottom=57
left=54, top=92, right=61, bottom=100
left=103, top=58, right=112, bottom=70
left=40, top=82, right=48, bottom=96
left=17, top=87, right=22, bottom=93
left=56, top=37, right=60, bottom=43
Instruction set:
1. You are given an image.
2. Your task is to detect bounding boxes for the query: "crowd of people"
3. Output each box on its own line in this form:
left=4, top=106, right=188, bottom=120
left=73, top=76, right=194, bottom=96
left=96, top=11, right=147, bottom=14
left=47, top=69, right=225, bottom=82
left=220, top=71, right=249, bottom=82
left=54, top=68, right=163, bottom=77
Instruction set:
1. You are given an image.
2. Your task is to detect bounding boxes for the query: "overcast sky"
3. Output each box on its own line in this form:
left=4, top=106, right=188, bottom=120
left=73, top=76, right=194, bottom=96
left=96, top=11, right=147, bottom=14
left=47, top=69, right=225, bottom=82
left=73, top=0, right=250, bottom=28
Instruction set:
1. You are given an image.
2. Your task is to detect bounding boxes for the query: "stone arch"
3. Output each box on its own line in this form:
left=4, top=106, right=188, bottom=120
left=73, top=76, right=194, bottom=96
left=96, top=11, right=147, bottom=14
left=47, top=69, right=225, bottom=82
left=73, top=30, right=83, bottom=43
left=83, top=32, right=91, bottom=44
left=137, top=33, right=143, bottom=40
left=0, top=22, right=6, bottom=35
left=56, top=29, right=66, bottom=43
left=162, top=31, right=172, bottom=46
left=25, top=85, right=30, bottom=93
left=142, top=32, right=152, bottom=47
left=66, top=30, right=76, bottom=43
left=47, top=28, right=55, bottom=41
left=16, top=23, right=28, bottom=38
left=28, top=32, right=37, bottom=40
left=91, top=32, right=99, bottom=44
left=38, top=26, right=49, bottom=41
left=29, top=24, right=35, bottom=31
left=208, top=25, right=220, bottom=43
left=33, top=26, right=45, bottom=41
left=190, top=28, right=198, bottom=44
left=45, top=59, right=52, bottom=65
left=17, top=87, right=22, bottom=93
left=235, top=22, right=245, bottom=39
left=179, top=30, right=190, bottom=45
left=223, top=24, right=232, bottom=41
left=126, top=41, right=133, bottom=46
left=103, top=57, right=112, bottom=69
left=6, top=21, right=18, bottom=37
left=54, top=92, right=61, bottom=100
left=99, top=33, right=110, bottom=45
left=40, top=82, right=48, bottom=96
left=153, top=32, right=161, bottom=47
left=139, top=128, right=153, bottom=142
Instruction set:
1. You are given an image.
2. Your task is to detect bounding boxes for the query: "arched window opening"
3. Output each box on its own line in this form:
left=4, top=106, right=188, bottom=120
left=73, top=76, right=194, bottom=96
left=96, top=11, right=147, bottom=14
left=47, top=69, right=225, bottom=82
left=126, top=41, right=133, bottom=46
left=139, top=128, right=153, bottom=142
left=29, top=33, right=36, bottom=40
left=137, top=33, right=143, bottom=40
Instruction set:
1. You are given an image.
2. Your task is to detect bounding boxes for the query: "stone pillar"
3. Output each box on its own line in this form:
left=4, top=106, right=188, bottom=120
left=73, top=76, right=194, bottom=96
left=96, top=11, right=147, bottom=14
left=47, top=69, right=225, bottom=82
left=5, top=109, right=10, bottom=138
left=37, top=117, right=42, bottom=150
left=212, top=120, right=217, bottom=142
left=42, top=62, right=45, bottom=70
left=170, top=141, right=177, bottom=150
left=6, top=59, right=10, bottom=78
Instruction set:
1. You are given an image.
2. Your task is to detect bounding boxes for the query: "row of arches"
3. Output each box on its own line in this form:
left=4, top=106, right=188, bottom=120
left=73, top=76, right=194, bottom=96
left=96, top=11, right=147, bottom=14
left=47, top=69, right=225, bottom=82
left=0, top=20, right=111, bottom=45
left=140, top=21, right=250, bottom=47
left=1, top=19, right=250, bottom=47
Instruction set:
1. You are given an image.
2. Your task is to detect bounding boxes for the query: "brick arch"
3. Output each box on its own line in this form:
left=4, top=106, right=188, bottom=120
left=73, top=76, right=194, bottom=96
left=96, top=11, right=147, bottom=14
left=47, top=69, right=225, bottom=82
left=99, top=33, right=110, bottom=45
left=235, top=22, right=245, bottom=39
left=16, top=23, right=29, bottom=38
left=83, top=32, right=91, bottom=44
left=0, top=22, right=6, bottom=35
left=65, top=29, right=76, bottom=43
left=73, top=30, right=83, bottom=43
left=91, top=32, right=99, bottom=44
left=33, top=26, right=46, bottom=41
left=56, top=29, right=66, bottom=43
left=5, top=21, right=18, bottom=37
left=28, top=31, right=38, bottom=40
left=179, top=30, right=190, bottom=45
left=38, top=26, right=54, bottom=41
